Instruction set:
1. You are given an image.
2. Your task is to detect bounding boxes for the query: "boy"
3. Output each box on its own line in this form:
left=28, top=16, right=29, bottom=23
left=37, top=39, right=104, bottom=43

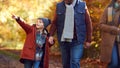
left=12, top=15, right=53, bottom=68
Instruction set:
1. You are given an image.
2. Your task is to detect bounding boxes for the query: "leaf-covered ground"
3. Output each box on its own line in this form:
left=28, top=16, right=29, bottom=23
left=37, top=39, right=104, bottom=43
left=0, top=50, right=106, bottom=68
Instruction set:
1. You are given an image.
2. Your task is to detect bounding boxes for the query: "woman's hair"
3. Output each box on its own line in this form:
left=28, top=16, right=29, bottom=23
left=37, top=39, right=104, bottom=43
left=108, top=0, right=117, bottom=7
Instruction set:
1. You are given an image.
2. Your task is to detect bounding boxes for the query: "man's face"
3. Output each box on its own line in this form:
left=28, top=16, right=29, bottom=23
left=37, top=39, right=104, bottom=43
left=36, top=19, right=44, bottom=29
left=64, top=0, right=73, bottom=5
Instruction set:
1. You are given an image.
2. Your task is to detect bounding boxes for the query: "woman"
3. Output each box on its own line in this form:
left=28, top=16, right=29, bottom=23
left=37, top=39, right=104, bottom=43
left=99, top=0, right=120, bottom=68
left=12, top=15, right=53, bottom=68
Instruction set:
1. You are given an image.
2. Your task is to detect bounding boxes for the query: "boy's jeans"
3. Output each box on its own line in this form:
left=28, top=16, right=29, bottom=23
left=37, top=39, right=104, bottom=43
left=24, top=59, right=34, bottom=68
left=24, top=59, right=40, bottom=68
left=33, top=61, right=40, bottom=68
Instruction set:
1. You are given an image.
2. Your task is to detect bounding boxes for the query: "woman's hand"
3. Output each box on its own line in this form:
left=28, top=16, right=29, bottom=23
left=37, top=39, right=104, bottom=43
left=84, top=42, right=91, bottom=48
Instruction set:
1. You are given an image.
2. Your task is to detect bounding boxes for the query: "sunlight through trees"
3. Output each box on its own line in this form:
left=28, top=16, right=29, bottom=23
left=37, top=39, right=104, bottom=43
left=0, top=0, right=110, bottom=58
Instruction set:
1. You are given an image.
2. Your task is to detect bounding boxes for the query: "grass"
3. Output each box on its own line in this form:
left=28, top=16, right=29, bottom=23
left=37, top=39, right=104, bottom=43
left=0, top=50, right=20, bottom=60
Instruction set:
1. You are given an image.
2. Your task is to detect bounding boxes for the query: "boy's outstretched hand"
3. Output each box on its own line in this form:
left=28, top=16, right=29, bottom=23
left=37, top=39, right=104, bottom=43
left=12, top=14, right=18, bottom=19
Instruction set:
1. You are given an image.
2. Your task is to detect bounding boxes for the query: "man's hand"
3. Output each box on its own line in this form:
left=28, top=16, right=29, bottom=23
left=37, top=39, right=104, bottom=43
left=12, top=14, right=18, bottom=19
left=84, top=42, right=91, bottom=48
left=48, top=36, right=54, bottom=44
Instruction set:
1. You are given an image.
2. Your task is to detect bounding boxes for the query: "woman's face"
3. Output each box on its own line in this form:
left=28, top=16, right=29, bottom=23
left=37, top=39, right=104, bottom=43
left=64, top=0, right=73, bottom=5
left=116, top=0, right=120, bottom=4
left=36, top=19, right=44, bottom=29
left=114, top=0, right=120, bottom=8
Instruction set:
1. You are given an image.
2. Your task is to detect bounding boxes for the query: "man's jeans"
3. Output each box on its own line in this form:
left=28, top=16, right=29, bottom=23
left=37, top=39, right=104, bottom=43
left=60, top=41, right=84, bottom=68
left=108, top=43, right=119, bottom=68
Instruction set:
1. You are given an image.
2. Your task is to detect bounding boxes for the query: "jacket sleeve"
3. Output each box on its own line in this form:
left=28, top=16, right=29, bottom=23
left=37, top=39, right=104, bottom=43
left=15, top=17, right=32, bottom=34
left=85, top=8, right=93, bottom=43
left=49, top=13, right=57, bottom=36
left=99, top=8, right=120, bottom=35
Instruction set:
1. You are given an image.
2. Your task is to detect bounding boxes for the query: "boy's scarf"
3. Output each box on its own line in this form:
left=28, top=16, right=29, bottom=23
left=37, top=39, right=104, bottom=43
left=61, top=0, right=77, bottom=42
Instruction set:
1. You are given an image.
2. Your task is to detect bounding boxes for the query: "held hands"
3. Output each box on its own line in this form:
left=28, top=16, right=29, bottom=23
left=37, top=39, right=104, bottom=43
left=48, top=36, right=54, bottom=44
left=84, top=42, right=91, bottom=49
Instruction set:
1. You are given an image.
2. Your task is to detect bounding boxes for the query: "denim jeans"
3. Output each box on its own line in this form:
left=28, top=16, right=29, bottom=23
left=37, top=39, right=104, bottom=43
left=24, top=59, right=34, bottom=68
left=24, top=59, right=41, bottom=68
left=33, top=61, right=40, bottom=68
left=108, top=43, right=119, bottom=68
left=60, top=40, right=84, bottom=68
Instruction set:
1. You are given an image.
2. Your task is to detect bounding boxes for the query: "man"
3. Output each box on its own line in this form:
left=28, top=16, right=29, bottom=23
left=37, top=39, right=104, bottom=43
left=49, top=0, right=92, bottom=68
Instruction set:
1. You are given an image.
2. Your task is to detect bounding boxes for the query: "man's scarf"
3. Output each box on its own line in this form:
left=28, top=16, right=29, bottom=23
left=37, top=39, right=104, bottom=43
left=61, top=0, right=77, bottom=42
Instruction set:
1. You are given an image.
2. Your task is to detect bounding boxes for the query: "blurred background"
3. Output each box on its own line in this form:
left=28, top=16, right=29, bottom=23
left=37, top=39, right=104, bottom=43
left=0, top=0, right=111, bottom=68
left=0, top=0, right=110, bottom=57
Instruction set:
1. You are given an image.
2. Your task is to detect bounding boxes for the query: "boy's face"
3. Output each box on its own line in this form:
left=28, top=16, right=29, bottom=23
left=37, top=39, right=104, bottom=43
left=36, top=19, right=44, bottom=29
